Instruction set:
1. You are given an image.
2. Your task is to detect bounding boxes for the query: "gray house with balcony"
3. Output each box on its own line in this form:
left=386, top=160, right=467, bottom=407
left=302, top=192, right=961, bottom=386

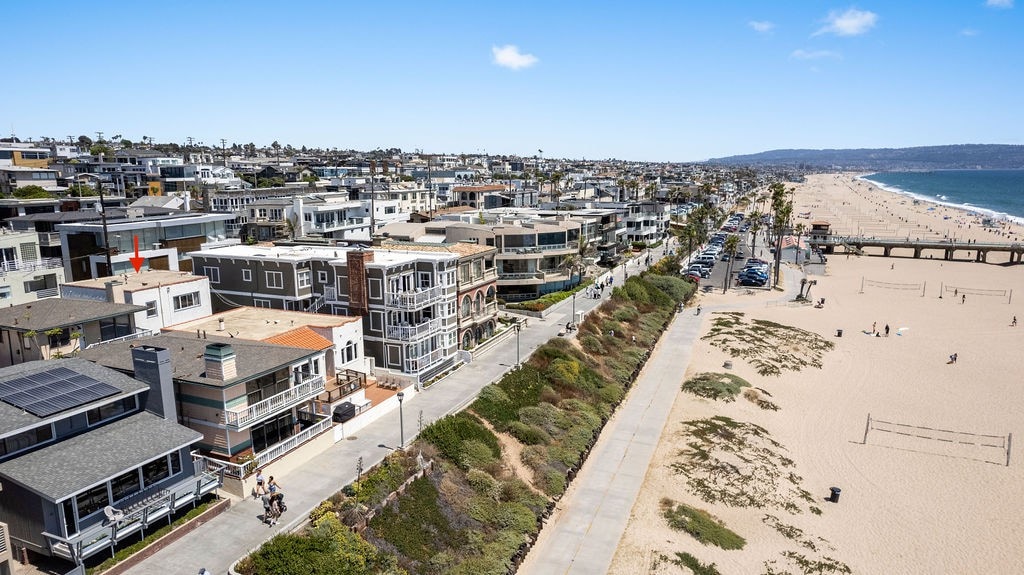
left=0, top=354, right=219, bottom=567
left=189, top=244, right=459, bottom=383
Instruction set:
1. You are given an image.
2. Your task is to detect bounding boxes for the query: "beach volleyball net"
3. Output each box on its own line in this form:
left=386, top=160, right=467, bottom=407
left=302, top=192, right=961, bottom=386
left=859, top=277, right=925, bottom=296
left=863, top=414, right=1012, bottom=466
left=942, top=284, right=1011, bottom=303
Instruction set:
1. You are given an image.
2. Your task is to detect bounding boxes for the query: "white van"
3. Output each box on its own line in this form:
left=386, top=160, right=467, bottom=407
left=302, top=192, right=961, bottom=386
left=695, top=255, right=716, bottom=266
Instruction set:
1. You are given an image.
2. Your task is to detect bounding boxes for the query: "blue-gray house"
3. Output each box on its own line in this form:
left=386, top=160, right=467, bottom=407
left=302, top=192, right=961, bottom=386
left=0, top=348, right=221, bottom=567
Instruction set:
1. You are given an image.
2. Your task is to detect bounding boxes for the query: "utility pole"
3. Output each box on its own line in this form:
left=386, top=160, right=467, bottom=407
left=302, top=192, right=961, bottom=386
left=95, top=131, right=104, bottom=143
left=97, top=180, right=113, bottom=276
left=220, top=138, right=227, bottom=167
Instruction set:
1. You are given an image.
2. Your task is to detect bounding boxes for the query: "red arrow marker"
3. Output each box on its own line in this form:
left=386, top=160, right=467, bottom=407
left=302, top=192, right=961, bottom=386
left=129, top=235, right=145, bottom=273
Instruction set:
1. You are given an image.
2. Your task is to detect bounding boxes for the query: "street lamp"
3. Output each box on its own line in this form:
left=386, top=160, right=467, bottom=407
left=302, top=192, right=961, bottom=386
left=571, top=292, right=576, bottom=321
left=396, top=391, right=405, bottom=449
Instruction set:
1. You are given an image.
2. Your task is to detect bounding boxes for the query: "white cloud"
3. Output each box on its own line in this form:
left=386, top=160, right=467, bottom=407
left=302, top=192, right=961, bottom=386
left=491, top=45, right=538, bottom=70
left=749, top=20, right=775, bottom=33
left=813, top=8, right=879, bottom=36
left=986, top=0, right=1013, bottom=8
left=959, top=28, right=980, bottom=36
left=790, top=49, right=842, bottom=60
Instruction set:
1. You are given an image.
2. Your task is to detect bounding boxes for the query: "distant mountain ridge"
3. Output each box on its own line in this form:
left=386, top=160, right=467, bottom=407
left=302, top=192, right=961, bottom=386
left=707, top=144, right=1024, bottom=170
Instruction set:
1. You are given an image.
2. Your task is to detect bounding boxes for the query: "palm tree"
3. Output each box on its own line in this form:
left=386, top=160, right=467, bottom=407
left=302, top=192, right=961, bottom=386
left=722, top=235, right=740, bottom=293
left=550, top=172, right=563, bottom=209
left=794, top=223, right=806, bottom=265
left=747, top=210, right=764, bottom=257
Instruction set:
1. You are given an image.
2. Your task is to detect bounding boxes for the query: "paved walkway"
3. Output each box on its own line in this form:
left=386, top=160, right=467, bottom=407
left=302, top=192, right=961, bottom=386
left=132, top=249, right=668, bottom=575
left=520, top=262, right=803, bottom=574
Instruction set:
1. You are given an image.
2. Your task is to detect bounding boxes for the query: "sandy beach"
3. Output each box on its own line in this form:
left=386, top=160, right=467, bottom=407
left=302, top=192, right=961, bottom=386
left=610, top=173, right=1024, bottom=574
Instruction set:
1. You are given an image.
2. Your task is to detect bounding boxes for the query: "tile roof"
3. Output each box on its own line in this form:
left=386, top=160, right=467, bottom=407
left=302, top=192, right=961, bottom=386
left=0, top=359, right=148, bottom=436
left=0, top=411, right=201, bottom=501
left=79, top=332, right=318, bottom=387
left=0, top=299, right=147, bottom=332
left=263, top=327, right=333, bottom=350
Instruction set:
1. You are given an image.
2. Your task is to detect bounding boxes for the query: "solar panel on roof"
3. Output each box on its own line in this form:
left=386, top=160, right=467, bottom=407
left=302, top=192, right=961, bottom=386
left=0, top=368, right=121, bottom=418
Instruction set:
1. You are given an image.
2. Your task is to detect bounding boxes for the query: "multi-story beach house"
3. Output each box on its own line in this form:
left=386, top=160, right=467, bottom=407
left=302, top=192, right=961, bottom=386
left=380, top=217, right=582, bottom=302
left=0, top=354, right=219, bottom=567
left=56, top=211, right=236, bottom=280
left=188, top=244, right=460, bottom=382
left=377, top=239, right=499, bottom=350
left=80, top=332, right=330, bottom=480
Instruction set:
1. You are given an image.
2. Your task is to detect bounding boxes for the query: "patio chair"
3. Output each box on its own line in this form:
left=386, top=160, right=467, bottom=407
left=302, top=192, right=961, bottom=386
left=103, top=506, right=125, bottom=525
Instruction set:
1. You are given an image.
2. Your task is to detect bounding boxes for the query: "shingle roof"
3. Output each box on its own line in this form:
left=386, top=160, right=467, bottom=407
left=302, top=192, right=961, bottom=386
left=0, top=359, right=148, bottom=436
left=79, top=332, right=317, bottom=387
left=0, top=299, right=147, bottom=332
left=263, top=327, right=333, bottom=351
left=0, top=411, right=201, bottom=501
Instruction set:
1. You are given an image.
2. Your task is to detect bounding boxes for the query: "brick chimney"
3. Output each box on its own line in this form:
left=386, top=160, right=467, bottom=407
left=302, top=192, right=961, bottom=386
left=347, top=249, right=374, bottom=316
left=204, top=342, right=237, bottom=381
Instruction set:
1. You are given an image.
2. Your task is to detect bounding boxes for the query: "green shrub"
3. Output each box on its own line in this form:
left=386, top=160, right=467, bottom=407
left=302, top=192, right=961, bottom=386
left=580, top=334, right=606, bottom=355
left=493, top=501, right=537, bottom=532
left=368, top=476, right=464, bottom=563
left=613, top=307, right=639, bottom=323
left=420, top=412, right=501, bottom=469
left=461, top=439, right=499, bottom=469
left=542, top=469, right=567, bottom=495
left=507, top=421, right=551, bottom=445
left=238, top=514, right=395, bottom=575
left=466, top=468, right=500, bottom=498
left=472, top=366, right=546, bottom=429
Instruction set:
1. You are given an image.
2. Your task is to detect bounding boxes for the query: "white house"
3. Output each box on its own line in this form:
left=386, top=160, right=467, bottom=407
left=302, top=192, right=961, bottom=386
left=59, top=270, right=213, bottom=333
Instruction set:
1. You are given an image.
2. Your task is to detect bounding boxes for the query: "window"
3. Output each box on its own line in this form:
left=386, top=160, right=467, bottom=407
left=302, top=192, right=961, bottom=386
left=1, top=424, right=53, bottom=457
left=242, top=268, right=252, bottom=282
left=266, top=271, right=283, bottom=289
left=173, top=291, right=201, bottom=310
left=0, top=286, right=11, bottom=300
left=146, top=300, right=158, bottom=318
left=142, top=456, right=170, bottom=487
left=203, top=266, right=220, bottom=283
left=110, top=469, right=141, bottom=502
left=170, top=451, right=182, bottom=475
left=297, top=270, right=312, bottom=288
left=317, top=271, right=328, bottom=284
left=76, top=483, right=109, bottom=520
left=254, top=299, right=271, bottom=308
left=87, top=397, right=134, bottom=426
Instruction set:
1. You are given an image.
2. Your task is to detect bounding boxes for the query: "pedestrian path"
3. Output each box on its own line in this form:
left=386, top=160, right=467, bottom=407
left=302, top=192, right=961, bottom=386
left=520, top=264, right=802, bottom=574
left=129, top=250, right=669, bottom=575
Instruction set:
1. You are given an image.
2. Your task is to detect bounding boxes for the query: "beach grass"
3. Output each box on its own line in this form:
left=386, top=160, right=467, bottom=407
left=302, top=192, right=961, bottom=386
left=702, top=314, right=834, bottom=376
left=671, top=552, right=723, bottom=575
left=660, top=498, right=746, bottom=550
left=682, top=372, right=751, bottom=402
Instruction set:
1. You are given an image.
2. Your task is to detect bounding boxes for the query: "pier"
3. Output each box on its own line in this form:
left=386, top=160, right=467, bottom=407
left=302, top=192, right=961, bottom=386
left=811, top=236, right=1024, bottom=263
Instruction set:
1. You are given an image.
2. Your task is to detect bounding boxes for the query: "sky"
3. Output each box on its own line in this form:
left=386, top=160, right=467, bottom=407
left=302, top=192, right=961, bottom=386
left=2, top=1, right=1022, bottom=162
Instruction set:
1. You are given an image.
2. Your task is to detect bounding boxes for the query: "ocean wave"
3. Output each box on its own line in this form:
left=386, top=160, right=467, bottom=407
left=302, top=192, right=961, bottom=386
left=857, top=175, right=1024, bottom=225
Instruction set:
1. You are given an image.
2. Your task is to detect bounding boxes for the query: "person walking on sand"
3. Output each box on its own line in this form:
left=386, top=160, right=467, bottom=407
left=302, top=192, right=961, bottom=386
left=696, top=305, right=702, bottom=316
left=962, top=294, right=966, bottom=304
left=884, top=324, right=890, bottom=337
left=1013, top=316, right=1018, bottom=327
left=949, top=353, right=958, bottom=364
left=872, top=322, right=877, bottom=334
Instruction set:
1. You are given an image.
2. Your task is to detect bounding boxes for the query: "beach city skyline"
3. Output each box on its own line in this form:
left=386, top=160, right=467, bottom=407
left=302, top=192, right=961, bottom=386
left=3, top=1, right=1022, bottom=162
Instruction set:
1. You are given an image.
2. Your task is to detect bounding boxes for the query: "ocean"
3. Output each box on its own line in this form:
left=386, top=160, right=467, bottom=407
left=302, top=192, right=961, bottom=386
left=859, top=170, right=1024, bottom=224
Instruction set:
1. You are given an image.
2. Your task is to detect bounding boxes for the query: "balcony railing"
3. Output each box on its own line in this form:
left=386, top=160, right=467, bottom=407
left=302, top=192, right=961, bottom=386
left=404, top=348, right=448, bottom=374
left=253, top=415, right=332, bottom=468
left=0, top=258, right=63, bottom=277
left=385, top=285, right=442, bottom=309
left=386, top=318, right=441, bottom=342
left=34, top=287, right=60, bottom=299
left=84, top=329, right=154, bottom=350
left=38, top=231, right=62, bottom=247
left=310, top=217, right=368, bottom=231
left=42, top=465, right=221, bottom=564
left=223, top=375, right=325, bottom=429
left=500, top=271, right=542, bottom=280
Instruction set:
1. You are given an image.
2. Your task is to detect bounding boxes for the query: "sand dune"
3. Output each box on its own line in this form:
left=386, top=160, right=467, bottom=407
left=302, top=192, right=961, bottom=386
left=611, top=174, right=1024, bottom=574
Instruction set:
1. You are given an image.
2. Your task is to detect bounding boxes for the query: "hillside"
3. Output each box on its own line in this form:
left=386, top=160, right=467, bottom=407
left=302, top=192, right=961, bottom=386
left=707, top=144, right=1024, bottom=170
